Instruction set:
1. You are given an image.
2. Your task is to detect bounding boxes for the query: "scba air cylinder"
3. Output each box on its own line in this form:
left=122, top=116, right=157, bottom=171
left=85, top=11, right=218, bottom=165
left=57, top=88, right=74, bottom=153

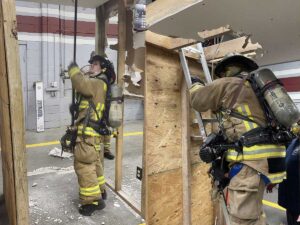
left=253, top=68, right=300, bottom=127
left=109, top=84, right=123, bottom=128
left=133, top=0, right=147, bottom=32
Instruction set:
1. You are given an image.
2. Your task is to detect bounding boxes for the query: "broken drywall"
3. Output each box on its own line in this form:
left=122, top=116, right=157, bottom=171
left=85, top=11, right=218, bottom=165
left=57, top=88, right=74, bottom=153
left=148, top=0, right=300, bottom=65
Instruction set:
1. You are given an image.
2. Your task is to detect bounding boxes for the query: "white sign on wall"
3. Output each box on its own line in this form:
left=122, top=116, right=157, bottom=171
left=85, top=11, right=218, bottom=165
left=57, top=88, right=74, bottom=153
left=35, top=81, right=44, bottom=132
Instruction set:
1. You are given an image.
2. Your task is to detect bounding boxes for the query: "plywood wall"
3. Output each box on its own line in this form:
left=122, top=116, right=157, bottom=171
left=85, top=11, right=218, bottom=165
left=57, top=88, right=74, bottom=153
left=144, top=44, right=213, bottom=225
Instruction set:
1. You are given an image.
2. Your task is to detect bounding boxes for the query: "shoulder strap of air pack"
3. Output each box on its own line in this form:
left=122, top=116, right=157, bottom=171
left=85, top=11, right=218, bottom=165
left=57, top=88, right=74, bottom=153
left=94, top=74, right=111, bottom=124
left=219, top=74, right=261, bottom=125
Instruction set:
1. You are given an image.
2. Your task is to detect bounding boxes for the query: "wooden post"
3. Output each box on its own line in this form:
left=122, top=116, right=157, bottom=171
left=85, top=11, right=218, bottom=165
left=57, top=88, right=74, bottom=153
left=181, top=82, right=192, bottom=225
left=0, top=1, right=29, bottom=225
left=115, top=0, right=126, bottom=191
left=95, top=5, right=108, bottom=56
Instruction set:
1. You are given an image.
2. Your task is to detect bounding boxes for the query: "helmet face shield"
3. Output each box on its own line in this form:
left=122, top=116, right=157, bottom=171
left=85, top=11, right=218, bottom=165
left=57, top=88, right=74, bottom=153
left=222, top=65, right=244, bottom=77
left=215, top=53, right=258, bottom=77
left=87, top=54, right=116, bottom=84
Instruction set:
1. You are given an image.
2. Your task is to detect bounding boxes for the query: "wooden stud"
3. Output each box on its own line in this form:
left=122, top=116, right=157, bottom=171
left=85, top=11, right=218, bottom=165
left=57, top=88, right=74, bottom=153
left=115, top=0, right=127, bottom=191
left=181, top=82, right=192, bottom=225
left=95, top=5, right=108, bottom=56
left=105, top=182, right=142, bottom=216
left=0, top=1, right=29, bottom=224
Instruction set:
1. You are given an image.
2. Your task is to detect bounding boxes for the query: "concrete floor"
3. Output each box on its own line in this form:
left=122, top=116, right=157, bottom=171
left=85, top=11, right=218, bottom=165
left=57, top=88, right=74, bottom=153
left=0, top=119, right=288, bottom=225
left=0, top=120, right=143, bottom=225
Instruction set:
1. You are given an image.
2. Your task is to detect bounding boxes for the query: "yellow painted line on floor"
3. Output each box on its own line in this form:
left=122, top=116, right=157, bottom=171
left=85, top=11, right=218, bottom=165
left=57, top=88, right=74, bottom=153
left=124, top=131, right=143, bottom=137
left=26, top=140, right=60, bottom=148
left=262, top=199, right=286, bottom=211
left=25, top=131, right=143, bottom=148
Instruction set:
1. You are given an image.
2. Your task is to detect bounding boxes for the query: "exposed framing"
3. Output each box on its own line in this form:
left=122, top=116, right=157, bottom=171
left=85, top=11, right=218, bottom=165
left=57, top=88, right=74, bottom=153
left=0, top=1, right=264, bottom=224
left=0, top=0, right=29, bottom=224
left=96, top=0, right=145, bottom=217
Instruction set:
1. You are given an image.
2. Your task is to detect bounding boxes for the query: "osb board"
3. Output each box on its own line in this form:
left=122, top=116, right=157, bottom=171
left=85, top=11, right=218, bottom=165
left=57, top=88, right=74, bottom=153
left=145, top=44, right=213, bottom=225
left=145, top=45, right=183, bottom=175
left=190, top=142, right=202, bottom=164
left=191, top=163, right=214, bottom=224
left=148, top=169, right=183, bottom=225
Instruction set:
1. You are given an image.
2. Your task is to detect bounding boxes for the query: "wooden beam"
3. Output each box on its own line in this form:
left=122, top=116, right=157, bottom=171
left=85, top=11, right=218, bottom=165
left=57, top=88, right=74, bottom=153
left=181, top=82, right=192, bottom=225
left=115, top=0, right=127, bottom=192
left=147, top=0, right=203, bottom=27
left=0, top=1, right=29, bottom=225
left=103, top=0, right=118, bottom=18
left=198, top=26, right=231, bottom=40
left=145, top=31, right=202, bottom=50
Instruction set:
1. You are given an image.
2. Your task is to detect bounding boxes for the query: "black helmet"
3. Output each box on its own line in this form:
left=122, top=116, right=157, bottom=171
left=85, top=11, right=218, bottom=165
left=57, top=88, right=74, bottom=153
left=89, top=54, right=116, bottom=84
left=214, top=53, right=258, bottom=77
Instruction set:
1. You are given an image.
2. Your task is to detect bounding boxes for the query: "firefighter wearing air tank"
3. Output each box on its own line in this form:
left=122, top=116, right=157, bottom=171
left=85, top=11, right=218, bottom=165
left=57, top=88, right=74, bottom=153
left=190, top=53, right=300, bottom=225
left=68, top=55, right=121, bottom=216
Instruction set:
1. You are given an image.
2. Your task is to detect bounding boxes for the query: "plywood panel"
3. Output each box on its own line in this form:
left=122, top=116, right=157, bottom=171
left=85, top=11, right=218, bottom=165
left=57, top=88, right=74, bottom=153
left=145, top=45, right=184, bottom=225
left=191, top=163, right=214, bottom=225
left=148, top=169, right=183, bottom=225
left=145, top=47, right=183, bottom=175
left=145, top=43, right=213, bottom=225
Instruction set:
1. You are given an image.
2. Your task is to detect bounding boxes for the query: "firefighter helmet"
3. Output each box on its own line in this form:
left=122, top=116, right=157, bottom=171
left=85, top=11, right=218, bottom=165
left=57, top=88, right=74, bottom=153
left=215, top=53, right=258, bottom=77
left=89, top=54, right=116, bottom=84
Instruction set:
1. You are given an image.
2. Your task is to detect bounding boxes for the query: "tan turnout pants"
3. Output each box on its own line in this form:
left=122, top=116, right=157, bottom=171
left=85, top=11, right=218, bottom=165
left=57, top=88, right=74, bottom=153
left=103, top=135, right=111, bottom=154
left=227, top=164, right=266, bottom=225
left=74, top=135, right=106, bottom=205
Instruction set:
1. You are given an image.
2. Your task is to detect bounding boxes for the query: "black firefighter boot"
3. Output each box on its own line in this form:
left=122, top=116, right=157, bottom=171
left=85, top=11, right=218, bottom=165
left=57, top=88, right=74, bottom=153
left=102, top=189, right=107, bottom=200
left=104, top=150, right=115, bottom=160
left=79, top=199, right=106, bottom=216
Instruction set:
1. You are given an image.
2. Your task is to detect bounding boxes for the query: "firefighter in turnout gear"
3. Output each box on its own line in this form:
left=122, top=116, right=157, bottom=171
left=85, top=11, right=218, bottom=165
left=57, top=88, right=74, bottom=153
left=103, top=135, right=115, bottom=160
left=68, top=55, right=116, bottom=216
left=190, top=53, right=287, bottom=225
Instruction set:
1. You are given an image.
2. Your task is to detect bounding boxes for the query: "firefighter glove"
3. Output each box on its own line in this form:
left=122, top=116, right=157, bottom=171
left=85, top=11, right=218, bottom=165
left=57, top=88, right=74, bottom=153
left=68, top=61, right=78, bottom=71
left=191, top=76, right=205, bottom=85
left=68, top=61, right=80, bottom=78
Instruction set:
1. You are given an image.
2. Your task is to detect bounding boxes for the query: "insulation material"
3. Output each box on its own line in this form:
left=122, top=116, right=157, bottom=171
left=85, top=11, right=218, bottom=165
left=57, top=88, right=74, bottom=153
left=124, top=47, right=145, bottom=96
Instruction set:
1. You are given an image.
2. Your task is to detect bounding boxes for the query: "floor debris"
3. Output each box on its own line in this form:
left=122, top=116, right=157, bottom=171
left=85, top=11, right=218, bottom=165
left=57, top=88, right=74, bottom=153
left=49, top=147, right=73, bottom=159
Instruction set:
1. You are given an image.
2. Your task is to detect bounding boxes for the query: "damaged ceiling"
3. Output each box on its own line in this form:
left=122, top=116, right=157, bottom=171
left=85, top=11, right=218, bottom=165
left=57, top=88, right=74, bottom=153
left=148, top=0, right=300, bottom=66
